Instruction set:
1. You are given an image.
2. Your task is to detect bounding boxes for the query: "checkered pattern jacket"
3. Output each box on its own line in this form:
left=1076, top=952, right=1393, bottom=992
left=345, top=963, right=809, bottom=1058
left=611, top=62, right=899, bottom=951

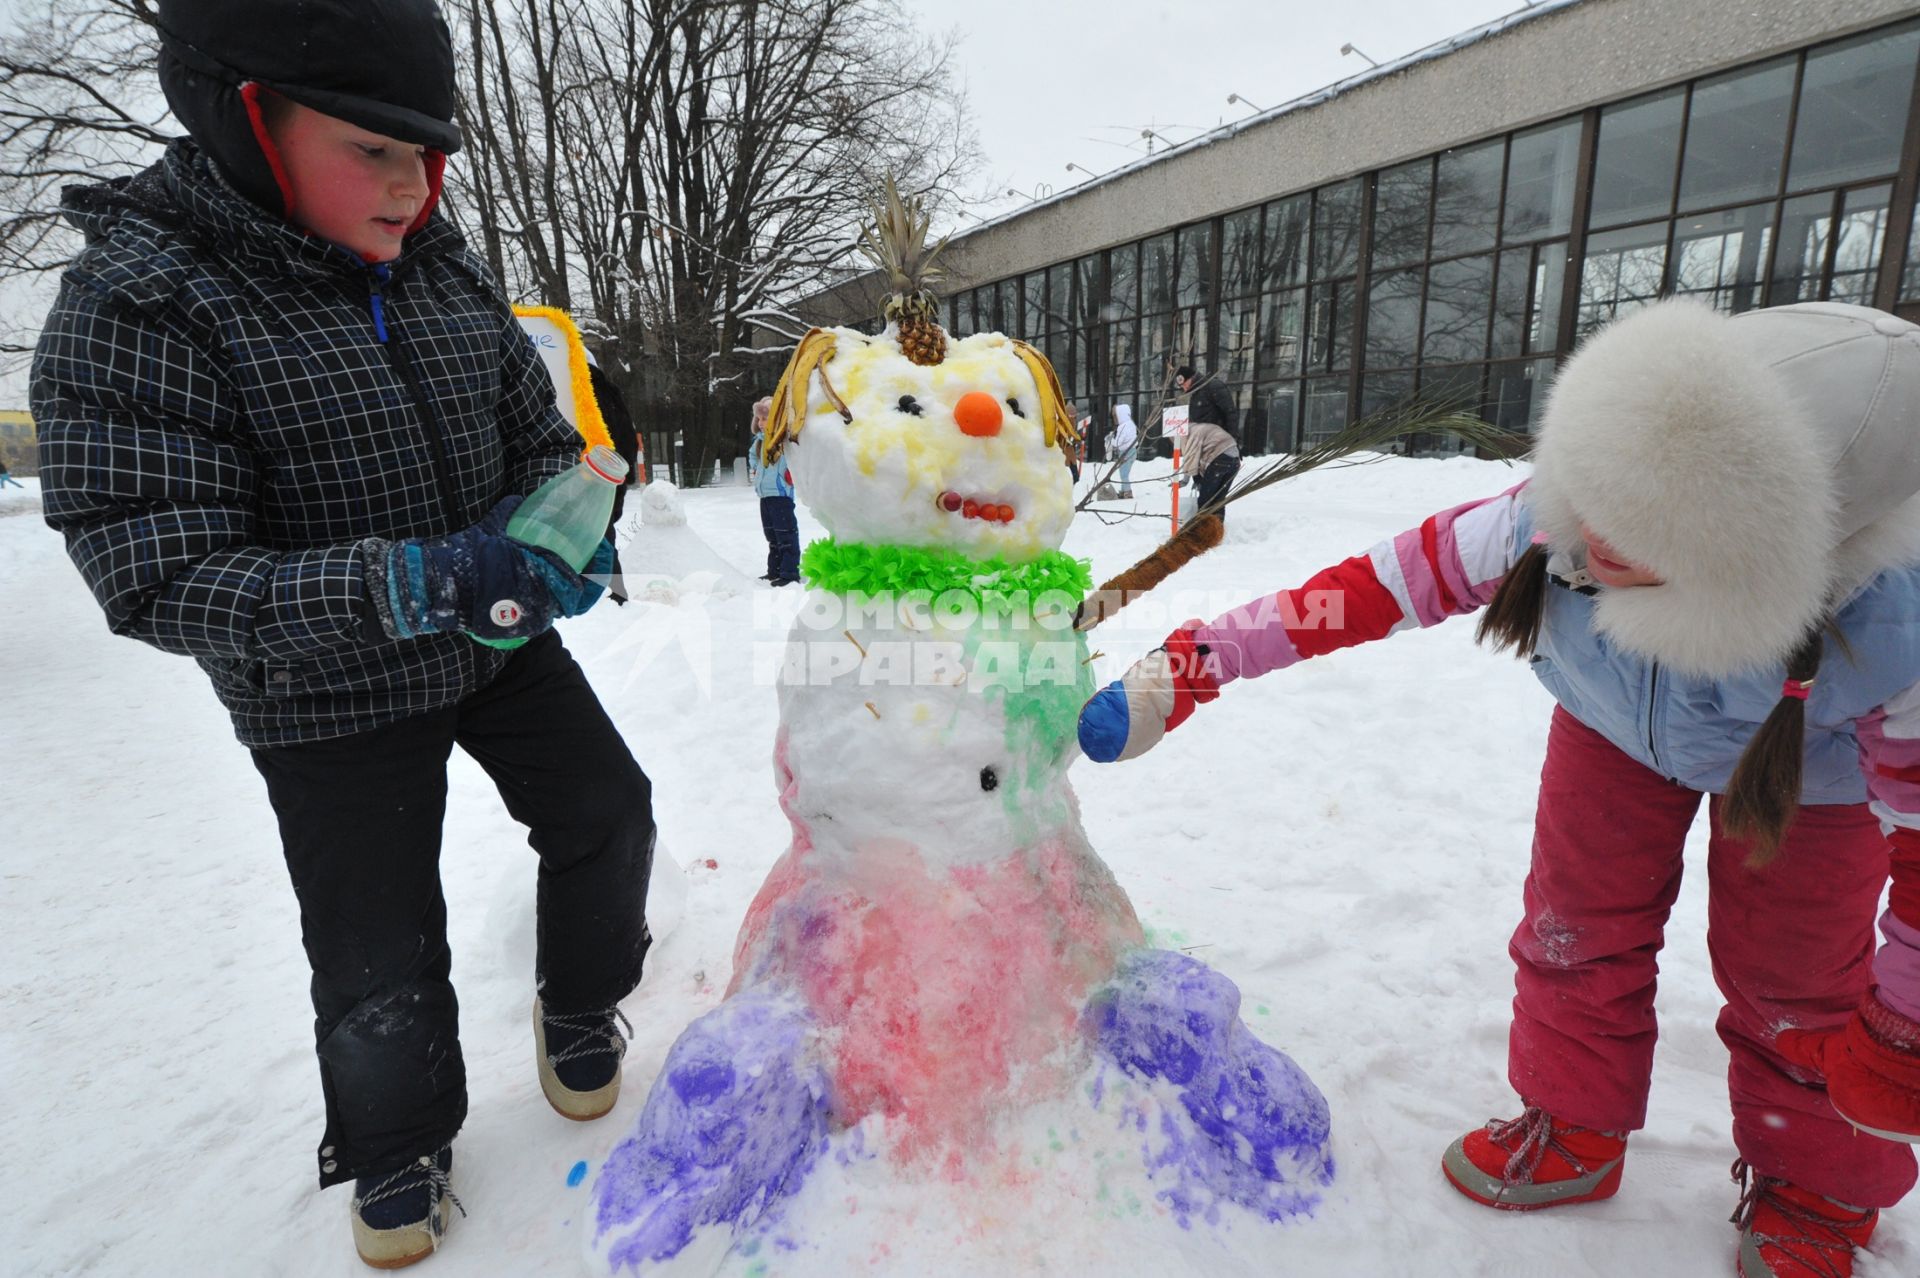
left=32, top=141, right=577, bottom=747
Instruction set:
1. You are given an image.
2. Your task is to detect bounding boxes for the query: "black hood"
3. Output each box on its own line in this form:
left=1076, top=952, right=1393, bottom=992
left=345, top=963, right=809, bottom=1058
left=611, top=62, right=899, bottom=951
left=155, top=0, right=461, bottom=217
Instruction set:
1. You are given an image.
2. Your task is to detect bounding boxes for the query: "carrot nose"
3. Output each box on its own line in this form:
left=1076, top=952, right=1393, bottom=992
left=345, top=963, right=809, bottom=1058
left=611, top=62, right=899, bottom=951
left=953, top=391, right=1004, bottom=438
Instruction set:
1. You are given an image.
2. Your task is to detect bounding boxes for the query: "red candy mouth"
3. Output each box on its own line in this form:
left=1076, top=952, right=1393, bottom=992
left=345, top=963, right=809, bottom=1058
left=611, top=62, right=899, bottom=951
left=936, top=490, right=1016, bottom=523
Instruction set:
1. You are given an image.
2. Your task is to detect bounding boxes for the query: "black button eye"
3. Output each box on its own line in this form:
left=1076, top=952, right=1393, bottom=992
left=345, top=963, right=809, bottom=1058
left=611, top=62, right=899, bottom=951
left=1005, top=397, right=1025, bottom=418
left=898, top=395, right=923, bottom=416
left=980, top=766, right=999, bottom=792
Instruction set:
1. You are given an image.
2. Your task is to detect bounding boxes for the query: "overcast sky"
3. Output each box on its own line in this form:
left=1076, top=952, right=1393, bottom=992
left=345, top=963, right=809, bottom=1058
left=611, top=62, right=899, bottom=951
left=903, top=0, right=1536, bottom=228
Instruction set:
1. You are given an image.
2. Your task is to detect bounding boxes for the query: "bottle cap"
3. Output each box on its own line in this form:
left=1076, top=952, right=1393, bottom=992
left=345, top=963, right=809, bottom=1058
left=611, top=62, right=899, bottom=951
left=583, top=445, right=629, bottom=484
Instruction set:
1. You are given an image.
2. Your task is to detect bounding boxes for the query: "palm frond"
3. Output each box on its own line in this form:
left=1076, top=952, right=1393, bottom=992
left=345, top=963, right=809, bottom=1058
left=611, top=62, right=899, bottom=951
left=1192, top=395, right=1524, bottom=521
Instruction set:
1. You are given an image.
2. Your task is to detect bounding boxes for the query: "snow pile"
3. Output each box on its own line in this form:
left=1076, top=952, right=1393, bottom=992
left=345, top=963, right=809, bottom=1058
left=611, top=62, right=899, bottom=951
left=6, top=455, right=1918, bottom=1276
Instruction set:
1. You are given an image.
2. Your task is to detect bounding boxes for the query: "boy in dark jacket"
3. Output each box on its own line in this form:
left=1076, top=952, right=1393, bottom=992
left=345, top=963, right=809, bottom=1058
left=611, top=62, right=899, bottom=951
left=31, top=0, right=654, bottom=1266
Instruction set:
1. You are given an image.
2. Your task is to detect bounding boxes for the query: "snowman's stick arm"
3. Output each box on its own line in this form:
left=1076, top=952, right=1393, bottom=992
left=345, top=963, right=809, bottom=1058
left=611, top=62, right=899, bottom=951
left=1073, top=513, right=1225, bottom=632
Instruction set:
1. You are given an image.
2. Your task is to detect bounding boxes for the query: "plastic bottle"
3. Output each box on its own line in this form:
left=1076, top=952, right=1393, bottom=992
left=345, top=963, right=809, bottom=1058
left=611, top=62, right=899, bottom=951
left=472, top=444, right=629, bottom=650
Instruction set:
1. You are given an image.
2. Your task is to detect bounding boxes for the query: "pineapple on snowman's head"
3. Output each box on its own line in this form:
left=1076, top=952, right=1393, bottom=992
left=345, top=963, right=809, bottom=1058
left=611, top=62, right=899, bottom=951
left=762, top=181, right=1082, bottom=564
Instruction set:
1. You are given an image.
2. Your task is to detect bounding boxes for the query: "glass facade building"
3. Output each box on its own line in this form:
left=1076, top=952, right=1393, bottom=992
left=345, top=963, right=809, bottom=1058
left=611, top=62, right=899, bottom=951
left=943, top=17, right=1920, bottom=455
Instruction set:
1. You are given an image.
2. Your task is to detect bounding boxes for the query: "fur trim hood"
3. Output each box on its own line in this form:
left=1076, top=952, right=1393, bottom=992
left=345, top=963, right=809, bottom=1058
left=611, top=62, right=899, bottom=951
left=1528, top=300, right=1920, bottom=678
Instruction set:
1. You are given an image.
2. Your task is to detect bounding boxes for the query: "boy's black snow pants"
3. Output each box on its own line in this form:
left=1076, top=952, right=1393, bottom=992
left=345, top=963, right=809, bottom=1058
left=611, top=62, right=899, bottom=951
left=250, top=631, right=654, bottom=1188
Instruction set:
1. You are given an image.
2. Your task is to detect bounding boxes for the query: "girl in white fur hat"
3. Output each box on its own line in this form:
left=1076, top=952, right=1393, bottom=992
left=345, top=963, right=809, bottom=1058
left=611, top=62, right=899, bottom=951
left=1078, top=300, right=1920, bottom=1278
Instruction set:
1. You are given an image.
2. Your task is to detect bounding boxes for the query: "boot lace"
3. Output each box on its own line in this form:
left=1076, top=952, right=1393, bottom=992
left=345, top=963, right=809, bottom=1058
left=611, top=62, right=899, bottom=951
left=356, top=1149, right=467, bottom=1241
left=1484, top=1106, right=1601, bottom=1191
left=544, top=1005, right=634, bottom=1070
left=1729, top=1158, right=1865, bottom=1278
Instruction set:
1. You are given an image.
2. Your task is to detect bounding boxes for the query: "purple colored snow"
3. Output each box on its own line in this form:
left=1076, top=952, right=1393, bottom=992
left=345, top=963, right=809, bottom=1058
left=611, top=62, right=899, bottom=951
left=592, top=992, right=830, bottom=1271
left=1086, top=948, right=1335, bottom=1227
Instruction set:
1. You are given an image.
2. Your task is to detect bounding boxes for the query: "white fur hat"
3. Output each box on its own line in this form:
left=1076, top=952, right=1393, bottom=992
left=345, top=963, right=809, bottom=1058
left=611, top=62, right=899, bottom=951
left=1528, top=299, right=1920, bottom=677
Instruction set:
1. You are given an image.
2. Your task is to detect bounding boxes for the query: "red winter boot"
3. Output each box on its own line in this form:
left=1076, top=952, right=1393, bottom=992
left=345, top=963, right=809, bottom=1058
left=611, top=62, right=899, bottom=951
left=1731, top=1159, right=1877, bottom=1278
left=1441, top=1105, right=1627, bottom=1210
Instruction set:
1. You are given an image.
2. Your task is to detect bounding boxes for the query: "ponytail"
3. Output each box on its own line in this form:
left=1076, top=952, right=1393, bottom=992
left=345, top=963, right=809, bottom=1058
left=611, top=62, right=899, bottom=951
left=1723, top=628, right=1825, bottom=866
left=1476, top=542, right=1551, bottom=659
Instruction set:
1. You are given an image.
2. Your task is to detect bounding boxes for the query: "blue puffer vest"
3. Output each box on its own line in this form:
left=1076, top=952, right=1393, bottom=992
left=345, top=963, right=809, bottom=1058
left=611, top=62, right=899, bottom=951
left=1513, top=502, right=1920, bottom=802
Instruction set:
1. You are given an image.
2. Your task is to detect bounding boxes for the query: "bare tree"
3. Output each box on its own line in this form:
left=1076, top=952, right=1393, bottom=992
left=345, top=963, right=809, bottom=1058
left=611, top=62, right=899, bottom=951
left=0, top=0, right=978, bottom=465
left=446, top=0, right=978, bottom=482
left=0, top=0, right=165, bottom=363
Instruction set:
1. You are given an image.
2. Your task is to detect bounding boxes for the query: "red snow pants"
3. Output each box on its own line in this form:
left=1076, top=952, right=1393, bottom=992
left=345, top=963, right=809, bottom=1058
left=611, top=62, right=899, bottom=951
left=1508, top=706, right=1917, bottom=1207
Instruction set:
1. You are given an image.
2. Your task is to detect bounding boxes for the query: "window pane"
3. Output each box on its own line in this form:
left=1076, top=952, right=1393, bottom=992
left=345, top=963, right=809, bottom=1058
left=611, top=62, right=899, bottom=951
left=1504, top=119, right=1580, bottom=241
left=951, top=292, right=971, bottom=334
left=1422, top=254, right=1493, bottom=364
left=1491, top=246, right=1531, bottom=359
left=1047, top=263, right=1074, bottom=330
left=1366, top=267, right=1424, bottom=368
left=1257, top=381, right=1301, bottom=453
left=1530, top=242, right=1568, bottom=354
left=1258, top=288, right=1305, bottom=379
left=1221, top=207, right=1262, bottom=299
left=1361, top=370, right=1415, bottom=421
left=1670, top=201, right=1772, bottom=313
left=1420, top=361, right=1487, bottom=415
left=1905, top=193, right=1920, bottom=302
left=1372, top=159, right=1432, bottom=270
left=1024, top=273, right=1047, bottom=337
left=1076, top=255, right=1103, bottom=326
left=1140, top=314, right=1176, bottom=393
left=1790, top=24, right=1920, bottom=190
left=997, top=279, right=1020, bottom=335
left=1108, top=320, right=1138, bottom=392
left=1176, top=222, right=1214, bottom=307
left=1263, top=194, right=1310, bottom=290
left=1578, top=221, right=1669, bottom=337
left=1307, top=280, right=1353, bottom=372
left=1221, top=298, right=1259, bottom=383
left=1830, top=184, right=1893, bottom=304
left=1678, top=58, right=1794, bottom=211
left=1415, top=363, right=1488, bottom=455
left=1312, top=179, right=1364, bottom=280
left=1303, top=376, right=1350, bottom=443
left=1489, top=358, right=1557, bottom=434
left=1143, top=234, right=1175, bottom=312
left=1591, top=88, right=1684, bottom=228
left=1771, top=190, right=1834, bottom=305
left=1432, top=139, right=1504, bottom=258
left=1175, top=306, right=1210, bottom=368
left=1106, top=244, right=1138, bottom=320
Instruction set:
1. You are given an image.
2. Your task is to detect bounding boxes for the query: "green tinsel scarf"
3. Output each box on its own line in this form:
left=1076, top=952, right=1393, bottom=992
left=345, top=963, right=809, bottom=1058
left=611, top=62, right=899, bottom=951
left=799, top=538, right=1092, bottom=610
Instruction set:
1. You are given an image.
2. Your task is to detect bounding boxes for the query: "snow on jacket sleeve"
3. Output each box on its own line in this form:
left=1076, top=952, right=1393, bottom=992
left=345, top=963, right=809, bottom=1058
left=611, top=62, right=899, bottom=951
left=33, top=280, right=374, bottom=661
left=1192, top=482, right=1527, bottom=685
left=494, top=296, right=582, bottom=499
left=1856, top=684, right=1920, bottom=1022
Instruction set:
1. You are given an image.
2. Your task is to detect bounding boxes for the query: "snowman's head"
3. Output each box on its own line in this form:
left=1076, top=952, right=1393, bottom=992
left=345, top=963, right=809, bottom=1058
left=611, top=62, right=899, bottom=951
left=766, top=328, right=1081, bottom=562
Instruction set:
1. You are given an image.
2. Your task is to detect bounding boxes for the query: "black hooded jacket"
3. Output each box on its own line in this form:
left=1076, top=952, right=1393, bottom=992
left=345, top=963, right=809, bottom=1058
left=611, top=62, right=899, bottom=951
left=32, top=143, right=576, bottom=748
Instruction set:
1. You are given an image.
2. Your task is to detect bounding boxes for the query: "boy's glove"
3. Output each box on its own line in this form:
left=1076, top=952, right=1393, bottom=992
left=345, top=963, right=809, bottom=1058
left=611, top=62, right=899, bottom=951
left=362, top=496, right=612, bottom=643
left=1077, top=623, right=1222, bottom=763
left=1777, top=991, right=1920, bottom=1143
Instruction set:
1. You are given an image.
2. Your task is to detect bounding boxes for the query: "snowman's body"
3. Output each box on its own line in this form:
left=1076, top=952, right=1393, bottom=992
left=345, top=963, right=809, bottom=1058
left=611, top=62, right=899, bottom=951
left=589, top=331, right=1332, bottom=1274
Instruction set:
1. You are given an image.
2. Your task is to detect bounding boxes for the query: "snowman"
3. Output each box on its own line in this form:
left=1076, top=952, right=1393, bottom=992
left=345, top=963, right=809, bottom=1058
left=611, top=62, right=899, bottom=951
left=587, top=184, right=1333, bottom=1274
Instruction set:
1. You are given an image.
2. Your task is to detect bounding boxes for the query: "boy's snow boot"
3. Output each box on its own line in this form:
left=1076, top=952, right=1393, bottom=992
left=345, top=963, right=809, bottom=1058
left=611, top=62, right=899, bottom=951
left=534, top=999, right=631, bottom=1121
left=350, top=1146, right=462, bottom=1269
left=1441, top=1105, right=1627, bottom=1209
left=1731, top=1159, right=1877, bottom=1278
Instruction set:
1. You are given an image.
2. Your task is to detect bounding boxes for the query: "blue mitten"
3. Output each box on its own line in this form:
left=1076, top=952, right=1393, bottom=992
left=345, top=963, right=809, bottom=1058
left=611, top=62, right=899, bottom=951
left=362, top=497, right=598, bottom=643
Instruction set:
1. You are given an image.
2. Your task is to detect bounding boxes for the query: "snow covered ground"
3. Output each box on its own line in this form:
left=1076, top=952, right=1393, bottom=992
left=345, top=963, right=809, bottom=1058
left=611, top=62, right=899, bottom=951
left=4, top=459, right=1915, bottom=1277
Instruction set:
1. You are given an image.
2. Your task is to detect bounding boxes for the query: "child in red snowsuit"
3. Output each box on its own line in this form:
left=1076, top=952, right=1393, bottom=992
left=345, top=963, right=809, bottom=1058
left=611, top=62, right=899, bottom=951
left=1080, top=300, right=1920, bottom=1278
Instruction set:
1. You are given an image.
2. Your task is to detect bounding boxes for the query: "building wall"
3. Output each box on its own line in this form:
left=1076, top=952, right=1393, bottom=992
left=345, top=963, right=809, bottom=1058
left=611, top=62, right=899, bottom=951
left=798, top=0, right=1920, bottom=321
left=791, top=0, right=1920, bottom=458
